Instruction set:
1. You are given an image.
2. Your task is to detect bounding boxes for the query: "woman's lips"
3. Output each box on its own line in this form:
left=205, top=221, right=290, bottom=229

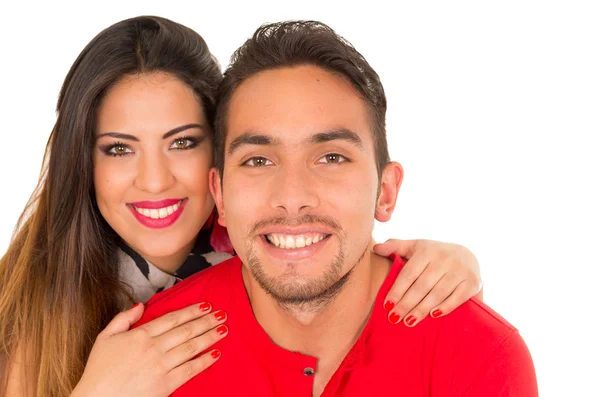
left=128, top=198, right=187, bottom=229
left=129, top=198, right=183, bottom=209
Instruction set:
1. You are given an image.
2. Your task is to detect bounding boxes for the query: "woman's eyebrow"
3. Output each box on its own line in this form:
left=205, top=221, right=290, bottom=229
left=161, top=123, right=205, bottom=139
left=96, top=132, right=139, bottom=141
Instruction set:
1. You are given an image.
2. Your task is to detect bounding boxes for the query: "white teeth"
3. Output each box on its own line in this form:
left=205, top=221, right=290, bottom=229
left=133, top=200, right=183, bottom=219
left=285, top=236, right=295, bottom=249
left=266, top=233, right=327, bottom=249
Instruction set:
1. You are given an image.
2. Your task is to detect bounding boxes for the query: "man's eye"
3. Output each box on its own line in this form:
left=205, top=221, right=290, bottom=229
left=317, top=153, right=348, bottom=164
left=170, top=137, right=198, bottom=150
left=242, top=157, right=273, bottom=167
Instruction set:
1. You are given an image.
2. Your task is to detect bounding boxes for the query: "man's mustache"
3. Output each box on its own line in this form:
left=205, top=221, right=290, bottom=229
left=249, top=214, right=342, bottom=235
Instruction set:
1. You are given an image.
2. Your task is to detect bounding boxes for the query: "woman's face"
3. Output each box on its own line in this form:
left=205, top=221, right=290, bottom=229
left=94, top=72, right=214, bottom=272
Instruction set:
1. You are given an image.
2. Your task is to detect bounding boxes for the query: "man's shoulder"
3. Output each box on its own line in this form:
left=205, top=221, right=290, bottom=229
left=135, top=256, right=241, bottom=326
left=387, top=256, right=519, bottom=347
left=372, top=296, right=536, bottom=395
left=422, top=298, right=533, bottom=393
left=456, top=295, right=515, bottom=325
left=436, top=299, right=536, bottom=394
left=444, top=297, right=518, bottom=343
left=413, top=297, right=522, bottom=360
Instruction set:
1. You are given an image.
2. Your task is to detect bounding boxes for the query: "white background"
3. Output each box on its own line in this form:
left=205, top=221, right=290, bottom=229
left=0, top=1, right=598, bottom=395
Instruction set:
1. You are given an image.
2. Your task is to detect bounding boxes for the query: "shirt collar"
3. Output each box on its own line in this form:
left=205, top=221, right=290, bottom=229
left=228, top=254, right=404, bottom=371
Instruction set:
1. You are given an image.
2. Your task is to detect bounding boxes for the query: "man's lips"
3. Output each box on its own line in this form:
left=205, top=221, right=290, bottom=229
left=257, top=226, right=335, bottom=250
left=260, top=232, right=332, bottom=260
left=258, top=225, right=336, bottom=236
left=265, top=232, right=331, bottom=249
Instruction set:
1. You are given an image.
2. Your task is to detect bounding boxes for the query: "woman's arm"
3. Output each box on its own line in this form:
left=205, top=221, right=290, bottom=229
left=71, top=302, right=226, bottom=397
left=374, top=239, right=483, bottom=327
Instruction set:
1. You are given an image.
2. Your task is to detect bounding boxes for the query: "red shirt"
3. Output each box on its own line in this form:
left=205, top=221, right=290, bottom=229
left=135, top=255, right=538, bottom=396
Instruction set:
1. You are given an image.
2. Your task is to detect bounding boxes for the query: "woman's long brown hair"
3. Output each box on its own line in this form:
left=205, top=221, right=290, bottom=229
left=0, top=16, right=221, bottom=396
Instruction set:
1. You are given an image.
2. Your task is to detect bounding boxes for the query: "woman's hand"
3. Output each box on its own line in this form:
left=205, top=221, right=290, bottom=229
left=374, top=239, right=483, bottom=327
left=72, top=302, right=228, bottom=397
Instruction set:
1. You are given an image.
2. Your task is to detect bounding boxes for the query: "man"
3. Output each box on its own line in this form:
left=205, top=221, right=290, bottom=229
left=135, top=21, right=537, bottom=396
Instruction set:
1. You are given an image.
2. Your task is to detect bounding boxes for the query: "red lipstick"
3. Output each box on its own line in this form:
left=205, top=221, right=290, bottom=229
left=128, top=198, right=187, bottom=229
left=130, top=198, right=182, bottom=209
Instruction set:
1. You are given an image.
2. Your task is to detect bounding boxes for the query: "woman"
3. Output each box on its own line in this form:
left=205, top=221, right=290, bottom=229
left=0, top=16, right=482, bottom=396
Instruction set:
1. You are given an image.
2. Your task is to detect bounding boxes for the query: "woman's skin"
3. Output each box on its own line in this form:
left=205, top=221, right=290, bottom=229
left=65, top=72, right=482, bottom=396
left=93, top=73, right=215, bottom=273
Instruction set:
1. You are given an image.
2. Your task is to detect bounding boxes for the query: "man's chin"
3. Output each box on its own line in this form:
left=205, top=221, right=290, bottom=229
left=245, top=233, right=349, bottom=307
left=248, top=262, right=352, bottom=307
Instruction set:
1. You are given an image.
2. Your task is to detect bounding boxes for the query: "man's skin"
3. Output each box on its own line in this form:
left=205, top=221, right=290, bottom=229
left=210, top=64, right=403, bottom=395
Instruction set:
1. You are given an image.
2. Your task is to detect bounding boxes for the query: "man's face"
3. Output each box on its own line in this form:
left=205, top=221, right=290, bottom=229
left=212, top=65, right=398, bottom=304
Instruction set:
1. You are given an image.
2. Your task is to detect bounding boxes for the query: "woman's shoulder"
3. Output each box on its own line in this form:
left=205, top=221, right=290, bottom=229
left=145, top=255, right=241, bottom=308
left=134, top=256, right=242, bottom=328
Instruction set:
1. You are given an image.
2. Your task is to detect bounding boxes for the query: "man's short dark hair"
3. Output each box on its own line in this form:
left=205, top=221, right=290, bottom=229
left=214, top=20, right=389, bottom=178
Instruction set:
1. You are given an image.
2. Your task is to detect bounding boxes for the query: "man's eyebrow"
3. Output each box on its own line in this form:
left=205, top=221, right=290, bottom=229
left=309, top=129, right=364, bottom=149
left=228, top=133, right=279, bottom=155
left=96, top=123, right=204, bottom=141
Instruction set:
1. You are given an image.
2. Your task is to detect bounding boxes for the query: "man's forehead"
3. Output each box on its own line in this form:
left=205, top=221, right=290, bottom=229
left=226, top=65, right=372, bottom=146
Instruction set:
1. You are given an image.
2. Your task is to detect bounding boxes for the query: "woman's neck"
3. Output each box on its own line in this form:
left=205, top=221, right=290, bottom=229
left=137, top=237, right=197, bottom=275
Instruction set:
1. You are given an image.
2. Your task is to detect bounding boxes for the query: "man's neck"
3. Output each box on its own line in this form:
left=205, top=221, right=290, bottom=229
left=242, top=241, right=392, bottom=394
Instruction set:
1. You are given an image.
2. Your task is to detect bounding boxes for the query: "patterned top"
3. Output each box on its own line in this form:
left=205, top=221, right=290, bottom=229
left=118, top=212, right=233, bottom=303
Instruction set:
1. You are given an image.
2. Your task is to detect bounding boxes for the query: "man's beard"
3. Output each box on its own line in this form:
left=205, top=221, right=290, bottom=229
left=244, top=214, right=360, bottom=312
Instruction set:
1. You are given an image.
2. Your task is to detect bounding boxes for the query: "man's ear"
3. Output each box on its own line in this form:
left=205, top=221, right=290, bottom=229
left=209, top=168, right=227, bottom=227
left=375, top=162, right=403, bottom=222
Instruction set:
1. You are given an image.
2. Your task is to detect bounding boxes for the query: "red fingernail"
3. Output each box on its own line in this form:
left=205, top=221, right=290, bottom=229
left=388, top=312, right=401, bottom=324
left=405, top=315, right=417, bottom=326
left=131, top=302, right=141, bottom=309
left=213, top=310, right=227, bottom=321
left=431, top=309, right=443, bottom=318
left=211, top=349, right=221, bottom=359
left=216, top=325, right=228, bottom=335
left=384, top=300, right=395, bottom=312
left=199, top=302, right=211, bottom=312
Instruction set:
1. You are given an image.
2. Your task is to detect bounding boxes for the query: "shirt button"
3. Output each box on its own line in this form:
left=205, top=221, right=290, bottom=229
left=303, top=367, right=315, bottom=376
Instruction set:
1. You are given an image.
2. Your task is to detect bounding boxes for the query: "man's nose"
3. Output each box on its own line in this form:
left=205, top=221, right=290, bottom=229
left=269, top=165, right=319, bottom=214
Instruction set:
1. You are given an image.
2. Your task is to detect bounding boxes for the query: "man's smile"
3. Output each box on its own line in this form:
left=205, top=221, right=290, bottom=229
left=265, top=232, right=330, bottom=249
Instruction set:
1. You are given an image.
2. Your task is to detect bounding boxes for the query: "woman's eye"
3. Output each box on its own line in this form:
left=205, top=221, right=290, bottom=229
left=105, top=143, right=132, bottom=156
left=170, top=137, right=196, bottom=150
left=317, top=153, right=348, bottom=164
left=242, top=157, right=273, bottom=167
